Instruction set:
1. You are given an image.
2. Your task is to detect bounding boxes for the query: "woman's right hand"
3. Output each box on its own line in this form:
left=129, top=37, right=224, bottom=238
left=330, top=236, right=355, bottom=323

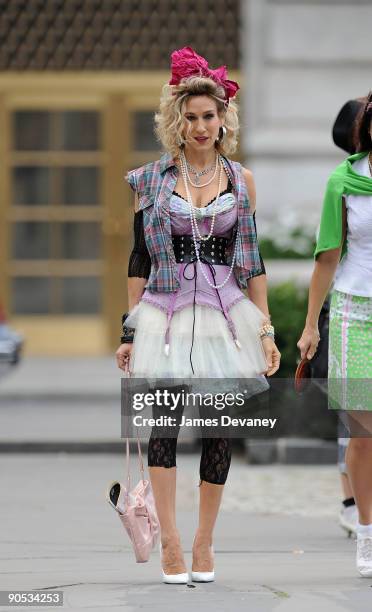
left=297, top=325, right=320, bottom=360
left=115, top=343, right=133, bottom=372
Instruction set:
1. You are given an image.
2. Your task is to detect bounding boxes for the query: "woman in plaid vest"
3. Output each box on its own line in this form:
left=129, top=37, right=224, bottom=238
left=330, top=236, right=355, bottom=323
left=116, top=47, right=280, bottom=584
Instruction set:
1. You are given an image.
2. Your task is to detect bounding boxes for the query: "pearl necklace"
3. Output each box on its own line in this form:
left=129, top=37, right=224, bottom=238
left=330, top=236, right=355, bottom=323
left=179, top=151, right=240, bottom=290
left=184, top=152, right=219, bottom=188
left=180, top=150, right=222, bottom=242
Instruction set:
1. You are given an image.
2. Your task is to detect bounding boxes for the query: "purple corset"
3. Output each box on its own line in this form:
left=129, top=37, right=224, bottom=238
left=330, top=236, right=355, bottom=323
left=141, top=193, right=246, bottom=366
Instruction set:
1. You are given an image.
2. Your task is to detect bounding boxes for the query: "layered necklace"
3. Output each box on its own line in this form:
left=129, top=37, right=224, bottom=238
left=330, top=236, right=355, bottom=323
left=186, top=159, right=216, bottom=186
left=179, top=150, right=239, bottom=290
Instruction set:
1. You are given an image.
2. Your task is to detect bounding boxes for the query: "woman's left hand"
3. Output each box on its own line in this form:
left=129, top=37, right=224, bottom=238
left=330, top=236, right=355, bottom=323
left=261, top=336, right=281, bottom=376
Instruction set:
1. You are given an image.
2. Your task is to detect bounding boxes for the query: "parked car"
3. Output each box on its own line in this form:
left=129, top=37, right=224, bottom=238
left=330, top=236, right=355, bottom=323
left=0, top=322, right=24, bottom=365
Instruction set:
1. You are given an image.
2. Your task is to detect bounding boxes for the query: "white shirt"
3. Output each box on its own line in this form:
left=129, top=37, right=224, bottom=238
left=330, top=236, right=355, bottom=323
left=333, top=154, right=372, bottom=297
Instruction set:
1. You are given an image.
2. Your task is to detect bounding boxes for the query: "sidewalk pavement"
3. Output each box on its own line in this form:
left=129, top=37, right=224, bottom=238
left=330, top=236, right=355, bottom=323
left=0, top=356, right=120, bottom=400
left=0, top=356, right=120, bottom=452
left=0, top=357, right=200, bottom=453
left=0, top=453, right=369, bottom=612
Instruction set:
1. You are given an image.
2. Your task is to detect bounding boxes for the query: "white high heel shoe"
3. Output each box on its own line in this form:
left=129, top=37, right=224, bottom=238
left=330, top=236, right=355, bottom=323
left=191, top=545, right=215, bottom=582
left=160, top=542, right=189, bottom=584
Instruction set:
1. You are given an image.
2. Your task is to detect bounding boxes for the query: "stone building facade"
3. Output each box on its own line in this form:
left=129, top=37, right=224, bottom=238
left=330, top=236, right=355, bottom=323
left=242, top=0, right=372, bottom=236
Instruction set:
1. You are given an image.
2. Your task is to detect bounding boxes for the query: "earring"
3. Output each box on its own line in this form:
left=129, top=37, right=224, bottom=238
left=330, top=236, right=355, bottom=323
left=218, top=126, right=227, bottom=142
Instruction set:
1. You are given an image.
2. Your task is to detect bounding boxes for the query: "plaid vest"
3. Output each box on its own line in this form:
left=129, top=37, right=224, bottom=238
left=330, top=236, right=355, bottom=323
left=126, top=152, right=264, bottom=292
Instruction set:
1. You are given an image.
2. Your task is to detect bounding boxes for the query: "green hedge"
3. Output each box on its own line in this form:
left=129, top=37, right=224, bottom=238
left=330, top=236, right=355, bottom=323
left=268, top=282, right=308, bottom=377
left=260, top=229, right=316, bottom=260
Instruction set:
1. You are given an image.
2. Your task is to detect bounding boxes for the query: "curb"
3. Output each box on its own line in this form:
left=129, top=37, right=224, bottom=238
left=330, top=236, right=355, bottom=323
left=0, top=393, right=120, bottom=402
left=245, top=438, right=338, bottom=465
left=0, top=439, right=199, bottom=454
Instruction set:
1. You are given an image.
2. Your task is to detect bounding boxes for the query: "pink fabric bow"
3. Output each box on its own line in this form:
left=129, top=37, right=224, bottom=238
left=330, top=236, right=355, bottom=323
left=169, top=46, right=240, bottom=101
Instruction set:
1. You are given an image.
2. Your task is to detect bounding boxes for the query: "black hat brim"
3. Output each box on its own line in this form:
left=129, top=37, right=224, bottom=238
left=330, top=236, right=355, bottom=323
left=332, top=99, right=365, bottom=154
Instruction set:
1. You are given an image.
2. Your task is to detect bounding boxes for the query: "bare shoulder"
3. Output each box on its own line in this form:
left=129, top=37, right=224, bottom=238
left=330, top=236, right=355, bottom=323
left=241, top=166, right=256, bottom=212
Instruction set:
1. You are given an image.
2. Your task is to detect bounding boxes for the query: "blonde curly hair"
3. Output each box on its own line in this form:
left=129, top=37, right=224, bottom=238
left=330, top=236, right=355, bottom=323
left=154, top=75, right=239, bottom=158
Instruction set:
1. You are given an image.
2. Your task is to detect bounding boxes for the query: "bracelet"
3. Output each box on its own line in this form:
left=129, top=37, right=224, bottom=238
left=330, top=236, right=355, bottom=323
left=121, top=333, right=134, bottom=344
left=120, top=312, right=135, bottom=344
left=121, top=312, right=130, bottom=326
left=259, top=323, right=275, bottom=340
left=261, top=332, right=275, bottom=340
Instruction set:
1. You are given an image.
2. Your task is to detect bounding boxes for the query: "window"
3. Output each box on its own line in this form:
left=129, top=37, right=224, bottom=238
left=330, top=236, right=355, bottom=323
left=10, top=110, right=103, bottom=315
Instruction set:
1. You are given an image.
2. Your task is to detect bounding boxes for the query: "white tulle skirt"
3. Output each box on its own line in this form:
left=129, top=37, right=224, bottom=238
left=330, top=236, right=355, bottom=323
left=125, top=298, right=269, bottom=396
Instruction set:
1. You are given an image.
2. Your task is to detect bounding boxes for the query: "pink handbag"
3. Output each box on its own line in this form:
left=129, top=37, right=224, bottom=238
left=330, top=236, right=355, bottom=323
left=117, top=437, right=160, bottom=562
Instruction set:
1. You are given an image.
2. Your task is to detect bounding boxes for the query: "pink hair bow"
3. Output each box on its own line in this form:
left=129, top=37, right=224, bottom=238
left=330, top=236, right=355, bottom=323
left=169, top=46, right=240, bottom=102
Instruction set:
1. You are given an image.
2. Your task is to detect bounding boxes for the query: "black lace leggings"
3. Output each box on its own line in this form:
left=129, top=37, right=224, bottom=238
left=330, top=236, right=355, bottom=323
left=148, top=437, right=231, bottom=485
left=146, top=384, right=232, bottom=485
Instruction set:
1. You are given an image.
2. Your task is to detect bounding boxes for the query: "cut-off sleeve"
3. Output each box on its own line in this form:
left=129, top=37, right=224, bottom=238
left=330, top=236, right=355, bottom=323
left=126, top=168, right=138, bottom=193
